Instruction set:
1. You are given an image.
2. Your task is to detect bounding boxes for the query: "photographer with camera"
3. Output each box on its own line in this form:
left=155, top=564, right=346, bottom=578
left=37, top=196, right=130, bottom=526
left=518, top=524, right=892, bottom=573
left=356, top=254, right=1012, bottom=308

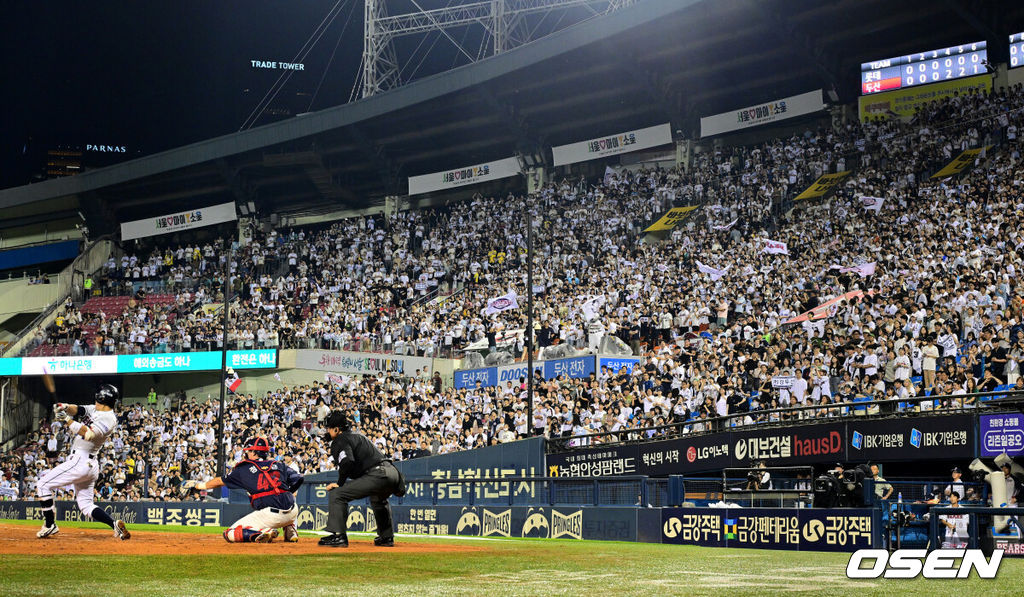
left=744, top=461, right=772, bottom=490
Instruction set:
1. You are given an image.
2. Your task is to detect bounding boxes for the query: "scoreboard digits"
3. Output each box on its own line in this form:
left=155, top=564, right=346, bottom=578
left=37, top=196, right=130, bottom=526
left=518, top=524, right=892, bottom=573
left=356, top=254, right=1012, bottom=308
left=1012, top=32, right=1024, bottom=69
left=861, top=41, right=986, bottom=95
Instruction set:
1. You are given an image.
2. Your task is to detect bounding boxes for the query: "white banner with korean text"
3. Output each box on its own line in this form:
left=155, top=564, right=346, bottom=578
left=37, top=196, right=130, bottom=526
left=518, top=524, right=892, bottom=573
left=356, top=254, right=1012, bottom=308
left=408, top=156, right=521, bottom=196
left=294, top=349, right=434, bottom=376
left=120, top=201, right=238, bottom=241
left=551, top=123, right=673, bottom=166
left=700, top=90, right=825, bottom=138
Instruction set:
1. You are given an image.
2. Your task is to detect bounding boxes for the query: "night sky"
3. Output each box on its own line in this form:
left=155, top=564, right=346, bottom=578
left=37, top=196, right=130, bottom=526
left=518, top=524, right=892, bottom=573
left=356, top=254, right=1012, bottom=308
left=1, top=0, right=512, bottom=189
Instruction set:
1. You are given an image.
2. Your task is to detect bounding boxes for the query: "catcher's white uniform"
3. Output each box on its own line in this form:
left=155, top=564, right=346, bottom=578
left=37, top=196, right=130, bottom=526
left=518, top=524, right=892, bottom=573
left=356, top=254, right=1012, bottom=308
left=36, top=405, right=117, bottom=518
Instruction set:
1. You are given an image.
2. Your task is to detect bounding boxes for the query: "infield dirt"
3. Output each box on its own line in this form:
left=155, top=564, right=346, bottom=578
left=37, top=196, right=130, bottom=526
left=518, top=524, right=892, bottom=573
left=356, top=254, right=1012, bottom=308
left=0, top=522, right=484, bottom=556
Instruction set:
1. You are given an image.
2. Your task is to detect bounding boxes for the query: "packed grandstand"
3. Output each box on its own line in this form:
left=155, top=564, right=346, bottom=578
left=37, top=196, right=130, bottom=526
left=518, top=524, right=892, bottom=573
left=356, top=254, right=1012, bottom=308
left=1, top=82, right=1022, bottom=504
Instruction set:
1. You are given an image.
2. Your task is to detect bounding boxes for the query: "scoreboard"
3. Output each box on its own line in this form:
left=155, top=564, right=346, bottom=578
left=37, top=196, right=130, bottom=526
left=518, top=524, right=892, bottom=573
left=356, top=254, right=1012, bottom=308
left=861, top=41, right=987, bottom=94
left=1012, top=32, right=1024, bottom=68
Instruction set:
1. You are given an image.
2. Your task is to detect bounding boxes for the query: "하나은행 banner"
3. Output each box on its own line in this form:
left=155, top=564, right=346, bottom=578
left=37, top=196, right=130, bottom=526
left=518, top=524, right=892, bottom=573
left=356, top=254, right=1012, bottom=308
left=6, top=350, right=278, bottom=376
left=858, top=74, right=992, bottom=121
left=407, top=156, right=521, bottom=195
left=700, top=90, right=825, bottom=138
left=793, top=171, right=851, bottom=201
left=930, top=146, right=992, bottom=178
left=120, top=201, right=238, bottom=241
left=644, top=206, right=699, bottom=232
left=552, top=123, right=672, bottom=167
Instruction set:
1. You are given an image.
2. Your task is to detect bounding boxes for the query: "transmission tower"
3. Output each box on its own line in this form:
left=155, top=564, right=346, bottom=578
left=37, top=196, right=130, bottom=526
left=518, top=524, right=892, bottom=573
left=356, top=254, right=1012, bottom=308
left=356, top=0, right=640, bottom=100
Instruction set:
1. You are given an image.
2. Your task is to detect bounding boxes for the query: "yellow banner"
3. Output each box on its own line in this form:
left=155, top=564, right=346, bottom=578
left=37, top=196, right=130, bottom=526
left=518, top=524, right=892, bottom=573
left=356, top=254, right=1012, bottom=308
left=793, top=171, right=850, bottom=201
left=931, top=146, right=992, bottom=178
left=858, top=74, right=991, bottom=121
left=645, top=206, right=699, bottom=232
left=201, top=303, right=224, bottom=316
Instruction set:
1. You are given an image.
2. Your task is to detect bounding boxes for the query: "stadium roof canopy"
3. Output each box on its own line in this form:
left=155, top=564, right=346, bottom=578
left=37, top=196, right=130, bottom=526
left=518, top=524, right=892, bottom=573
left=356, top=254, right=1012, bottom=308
left=2, top=0, right=1022, bottom=234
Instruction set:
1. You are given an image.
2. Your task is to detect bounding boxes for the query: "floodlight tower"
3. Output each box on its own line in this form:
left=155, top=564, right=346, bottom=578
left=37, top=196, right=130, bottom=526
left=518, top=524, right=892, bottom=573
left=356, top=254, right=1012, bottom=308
left=358, top=0, right=640, bottom=100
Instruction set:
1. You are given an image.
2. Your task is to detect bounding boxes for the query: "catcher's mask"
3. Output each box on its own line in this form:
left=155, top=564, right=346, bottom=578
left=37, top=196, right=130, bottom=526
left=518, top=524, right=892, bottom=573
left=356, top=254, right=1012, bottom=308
left=244, top=436, right=272, bottom=454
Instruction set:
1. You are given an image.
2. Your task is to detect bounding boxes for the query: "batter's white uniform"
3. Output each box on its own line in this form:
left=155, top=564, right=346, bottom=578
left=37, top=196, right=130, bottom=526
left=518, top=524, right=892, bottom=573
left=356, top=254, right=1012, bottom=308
left=36, top=405, right=118, bottom=518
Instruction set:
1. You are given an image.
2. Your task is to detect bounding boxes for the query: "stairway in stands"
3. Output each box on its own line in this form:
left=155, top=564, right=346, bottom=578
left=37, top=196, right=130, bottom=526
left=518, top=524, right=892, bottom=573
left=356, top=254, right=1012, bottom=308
left=27, top=294, right=178, bottom=357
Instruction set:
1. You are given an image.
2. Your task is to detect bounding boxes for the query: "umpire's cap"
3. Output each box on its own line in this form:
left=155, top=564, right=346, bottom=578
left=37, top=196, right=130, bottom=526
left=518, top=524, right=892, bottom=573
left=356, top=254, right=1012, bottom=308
left=95, top=384, right=119, bottom=407
left=244, top=437, right=272, bottom=453
left=325, top=411, right=351, bottom=431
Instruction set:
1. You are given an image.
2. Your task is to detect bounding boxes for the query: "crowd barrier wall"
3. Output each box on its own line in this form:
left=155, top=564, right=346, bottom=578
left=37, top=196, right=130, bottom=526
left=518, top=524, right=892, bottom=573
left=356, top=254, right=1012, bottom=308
left=0, top=500, right=879, bottom=550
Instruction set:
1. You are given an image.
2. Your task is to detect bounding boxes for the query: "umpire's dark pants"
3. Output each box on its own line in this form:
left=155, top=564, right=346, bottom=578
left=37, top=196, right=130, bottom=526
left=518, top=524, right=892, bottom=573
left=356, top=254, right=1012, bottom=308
left=326, top=463, right=400, bottom=540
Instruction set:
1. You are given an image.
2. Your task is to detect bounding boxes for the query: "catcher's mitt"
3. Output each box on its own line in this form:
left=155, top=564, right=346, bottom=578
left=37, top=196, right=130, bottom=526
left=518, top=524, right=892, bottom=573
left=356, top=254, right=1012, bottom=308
left=179, top=480, right=198, bottom=498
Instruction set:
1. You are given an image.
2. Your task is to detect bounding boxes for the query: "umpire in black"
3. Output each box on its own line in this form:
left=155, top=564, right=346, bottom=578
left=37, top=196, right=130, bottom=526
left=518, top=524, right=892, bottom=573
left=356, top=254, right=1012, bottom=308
left=319, top=411, right=404, bottom=548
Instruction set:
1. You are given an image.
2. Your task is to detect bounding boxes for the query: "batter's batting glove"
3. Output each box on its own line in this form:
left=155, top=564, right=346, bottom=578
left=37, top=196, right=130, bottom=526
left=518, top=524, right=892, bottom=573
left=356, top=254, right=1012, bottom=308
left=53, top=404, right=70, bottom=423
left=179, top=480, right=198, bottom=498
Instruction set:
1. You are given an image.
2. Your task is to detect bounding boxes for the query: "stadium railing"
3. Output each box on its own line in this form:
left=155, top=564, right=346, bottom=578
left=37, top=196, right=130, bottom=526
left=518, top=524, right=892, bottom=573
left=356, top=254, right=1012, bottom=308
left=2, top=236, right=118, bottom=358
left=546, top=390, right=1024, bottom=453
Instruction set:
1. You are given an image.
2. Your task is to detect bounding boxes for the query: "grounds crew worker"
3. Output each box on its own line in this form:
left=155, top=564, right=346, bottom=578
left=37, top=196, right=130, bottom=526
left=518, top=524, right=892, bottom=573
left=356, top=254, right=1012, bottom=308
left=319, top=411, right=405, bottom=548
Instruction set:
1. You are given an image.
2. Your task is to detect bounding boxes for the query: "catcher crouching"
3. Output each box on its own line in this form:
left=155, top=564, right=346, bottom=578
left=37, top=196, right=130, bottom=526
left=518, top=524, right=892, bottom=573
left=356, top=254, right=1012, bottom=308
left=181, top=437, right=303, bottom=543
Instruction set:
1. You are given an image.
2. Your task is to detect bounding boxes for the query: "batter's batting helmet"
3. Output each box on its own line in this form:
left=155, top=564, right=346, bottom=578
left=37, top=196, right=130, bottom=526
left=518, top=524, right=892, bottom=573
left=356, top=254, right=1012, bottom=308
left=244, top=437, right=272, bottom=453
left=95, top=384, right=119, bottom=407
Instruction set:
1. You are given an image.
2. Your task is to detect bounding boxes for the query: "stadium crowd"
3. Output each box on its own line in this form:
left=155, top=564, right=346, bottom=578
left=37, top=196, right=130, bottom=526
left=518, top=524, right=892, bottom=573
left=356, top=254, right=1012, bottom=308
left=3, top=83, right=1024, bottom=501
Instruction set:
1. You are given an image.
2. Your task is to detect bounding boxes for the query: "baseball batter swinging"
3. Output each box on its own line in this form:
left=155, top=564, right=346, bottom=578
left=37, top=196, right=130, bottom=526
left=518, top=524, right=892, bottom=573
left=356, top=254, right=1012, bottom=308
left=36, top=384, right=130, bottom=540
left=182, top=437, right=303, bottom=543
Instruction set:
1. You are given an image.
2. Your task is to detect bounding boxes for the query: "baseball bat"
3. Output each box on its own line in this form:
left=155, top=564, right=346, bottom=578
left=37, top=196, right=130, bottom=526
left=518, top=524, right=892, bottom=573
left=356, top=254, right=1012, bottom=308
left=41, top=366, right=56, bottom=396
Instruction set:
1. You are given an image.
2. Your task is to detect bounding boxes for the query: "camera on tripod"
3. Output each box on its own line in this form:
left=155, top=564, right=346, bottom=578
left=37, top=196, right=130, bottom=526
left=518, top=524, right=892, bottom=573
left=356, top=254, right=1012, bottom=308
left=812, top=463, right=872, bottom=507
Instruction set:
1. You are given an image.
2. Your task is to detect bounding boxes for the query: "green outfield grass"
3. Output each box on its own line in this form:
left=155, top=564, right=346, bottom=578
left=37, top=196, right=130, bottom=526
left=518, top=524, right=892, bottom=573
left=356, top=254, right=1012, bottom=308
left=1, top=519, right=1021, bottom=596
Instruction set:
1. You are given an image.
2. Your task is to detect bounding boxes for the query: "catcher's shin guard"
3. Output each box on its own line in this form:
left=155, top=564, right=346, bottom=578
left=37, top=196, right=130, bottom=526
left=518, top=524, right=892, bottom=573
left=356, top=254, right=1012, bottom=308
left=224, top=526, right=265, bottom=543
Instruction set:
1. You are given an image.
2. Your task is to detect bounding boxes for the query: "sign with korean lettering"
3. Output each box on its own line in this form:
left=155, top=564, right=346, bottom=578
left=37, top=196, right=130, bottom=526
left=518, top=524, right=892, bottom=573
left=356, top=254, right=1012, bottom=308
left=21, top=355, right=118, bottom=375
left=849, top=415, right=973, bottom=460
left=599, top=356, right=641, bottom=375
left=9, top=351, right=277, bottom=376
left=294, top=349, right=434, bottom=376
left=662, top=507, right=878, bottom=552
left=408, top=156, right=522, bottom=195
left=116, top=352, right=221, bottom=373
left=454, top=366, right=496, bottom=389
left=548, top=434, right=731, bottom=477
left=700, top=90, right=824, bottom=138
left=120, top=201, right=238, bottom=241
left=858, top=73, right=991, bottom=121
left=543, top=356, right=595, bottom=380
left=980, top=414, right=1024, bottom=457
left=454, top=357, right=596, bottom=389
left=551, top=123, right=673, bottom=166
left=732, top=423, right=845, bottom=465
left=227, top=349, right=278, bottom=370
